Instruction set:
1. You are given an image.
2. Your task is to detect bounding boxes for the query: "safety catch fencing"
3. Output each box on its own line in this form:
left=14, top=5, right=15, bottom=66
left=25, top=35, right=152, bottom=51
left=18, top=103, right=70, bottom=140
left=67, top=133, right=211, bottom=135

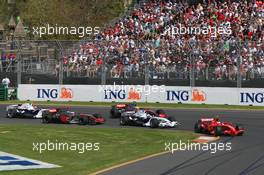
left=0, top=40, right=263, bottom=88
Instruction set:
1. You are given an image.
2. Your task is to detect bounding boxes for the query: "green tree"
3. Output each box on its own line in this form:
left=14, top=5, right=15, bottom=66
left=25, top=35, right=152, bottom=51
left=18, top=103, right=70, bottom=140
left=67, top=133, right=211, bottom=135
left=0, top=0, right=129, bottom=39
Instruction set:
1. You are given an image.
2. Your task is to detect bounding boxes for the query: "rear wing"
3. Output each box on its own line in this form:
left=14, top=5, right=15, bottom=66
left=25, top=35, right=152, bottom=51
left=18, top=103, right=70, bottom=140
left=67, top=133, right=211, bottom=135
left=200, top=118, right=214, bottom=122
left=48, top=109, right=58, bottom=113
left=116, top=104, right=127, bottom=108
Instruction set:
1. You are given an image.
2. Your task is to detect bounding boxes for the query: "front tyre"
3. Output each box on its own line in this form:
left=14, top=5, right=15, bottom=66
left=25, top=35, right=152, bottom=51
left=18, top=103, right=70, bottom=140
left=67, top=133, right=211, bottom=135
left=42, top=116, right=50, bottom=123
left=111, top=108, right=120, bottom=118
left=150, top=118, right=160, bottom=128
left=194, top=121, right=202, bottom=133
left=235, top=124, right=244, bottom=136
left=120, top=116, right=129, bottom=126
left=6, top=109, right=16, bottom=118
left=214, top=126, right=222, bottom=136
left=235, top=124, right=243, bottom=131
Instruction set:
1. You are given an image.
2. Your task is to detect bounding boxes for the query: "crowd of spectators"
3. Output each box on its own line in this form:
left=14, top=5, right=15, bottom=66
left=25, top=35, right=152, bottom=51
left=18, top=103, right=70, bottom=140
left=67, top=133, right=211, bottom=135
left=65, top=0, right=263, bottom=81
left=64, top=0, right=263, bottom=81
left=0, top=51, right=16, bottom=72
left=1, top=0, right=263, bottom=82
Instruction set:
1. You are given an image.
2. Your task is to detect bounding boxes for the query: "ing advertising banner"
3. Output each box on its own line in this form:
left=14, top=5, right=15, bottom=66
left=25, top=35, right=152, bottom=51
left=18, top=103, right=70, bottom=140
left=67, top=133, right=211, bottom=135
left=150, top=87, right=237, bottom=105
left=18, top=85, right=98, bottom=102
left=17, top=84, right=264, bottom=106
left=239, top=88, right=264, bottom=106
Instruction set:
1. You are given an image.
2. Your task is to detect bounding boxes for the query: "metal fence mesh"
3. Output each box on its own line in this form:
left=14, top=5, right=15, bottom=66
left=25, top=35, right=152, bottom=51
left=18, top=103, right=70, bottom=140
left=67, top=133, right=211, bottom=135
left=0, top=40, right=263, bottom=87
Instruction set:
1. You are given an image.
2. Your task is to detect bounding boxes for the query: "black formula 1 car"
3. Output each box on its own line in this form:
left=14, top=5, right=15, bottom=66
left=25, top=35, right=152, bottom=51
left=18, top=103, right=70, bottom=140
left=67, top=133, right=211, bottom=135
left=120, top=109, right=180, bottom=128
left=41, top=108, right=105, bottom=125
left=110, top=103, right=137, bottom=118
left=6, top=103, right=45, bottom=119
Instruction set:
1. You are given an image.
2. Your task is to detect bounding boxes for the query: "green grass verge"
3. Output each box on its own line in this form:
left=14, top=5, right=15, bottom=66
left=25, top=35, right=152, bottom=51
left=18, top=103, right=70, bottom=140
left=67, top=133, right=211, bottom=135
left=0, top=100, right=263, bottom=110
left=0, top=125, right=195, bottom=175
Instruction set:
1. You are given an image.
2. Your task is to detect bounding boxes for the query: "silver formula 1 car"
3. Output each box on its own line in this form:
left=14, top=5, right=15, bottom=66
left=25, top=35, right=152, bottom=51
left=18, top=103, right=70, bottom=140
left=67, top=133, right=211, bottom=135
left=120, top=109, right=180, bottom=128
left=6, top=103, right=46, bottom=119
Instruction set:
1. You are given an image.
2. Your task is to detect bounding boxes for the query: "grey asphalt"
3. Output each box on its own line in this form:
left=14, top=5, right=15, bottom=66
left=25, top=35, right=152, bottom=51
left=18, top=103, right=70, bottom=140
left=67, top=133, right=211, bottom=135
left=0, top=105, right=263, bottom=175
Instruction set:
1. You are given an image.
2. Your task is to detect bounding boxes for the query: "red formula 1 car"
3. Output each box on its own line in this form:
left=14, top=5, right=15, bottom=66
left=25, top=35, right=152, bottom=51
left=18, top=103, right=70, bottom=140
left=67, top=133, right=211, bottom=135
left=110, top=103, right=170, bottom=119
left=41, top=108, right=105, bottom=125
left=194, top=117, right=244, bottom=136
left=110, top=103, right=137, bottom=118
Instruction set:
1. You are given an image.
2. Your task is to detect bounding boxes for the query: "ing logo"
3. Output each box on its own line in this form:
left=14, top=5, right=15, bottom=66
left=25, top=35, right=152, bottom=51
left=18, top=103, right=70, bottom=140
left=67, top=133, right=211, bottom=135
left=128, top=88, right=141, bottom=100
left=191, top=89, right=206, bottom=102
left=60, top=88, right=73, bottom=99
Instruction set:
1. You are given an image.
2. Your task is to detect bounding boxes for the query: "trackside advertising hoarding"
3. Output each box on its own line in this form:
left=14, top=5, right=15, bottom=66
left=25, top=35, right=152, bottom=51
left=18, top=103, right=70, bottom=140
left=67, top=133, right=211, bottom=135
left=18, top=84, right=264, bottom=106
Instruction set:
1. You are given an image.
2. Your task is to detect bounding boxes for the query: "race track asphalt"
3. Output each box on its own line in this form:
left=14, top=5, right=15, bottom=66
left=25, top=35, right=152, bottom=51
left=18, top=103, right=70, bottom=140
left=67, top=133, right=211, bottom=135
left=0, top=104, right=263, bottom=175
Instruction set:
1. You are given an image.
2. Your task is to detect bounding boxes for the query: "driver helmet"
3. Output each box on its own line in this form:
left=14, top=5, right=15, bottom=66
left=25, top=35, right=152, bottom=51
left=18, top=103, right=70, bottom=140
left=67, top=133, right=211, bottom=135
left=135, top=106, right=140, bottom=112
left=213, top=116, right=220, bottom=122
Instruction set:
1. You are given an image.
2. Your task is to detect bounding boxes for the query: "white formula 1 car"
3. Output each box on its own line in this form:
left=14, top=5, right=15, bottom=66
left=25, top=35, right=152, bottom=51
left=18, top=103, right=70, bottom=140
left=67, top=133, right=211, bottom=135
left=120, top=109, right=180, bottom=128
left=6, top=103, right=46, bottom=118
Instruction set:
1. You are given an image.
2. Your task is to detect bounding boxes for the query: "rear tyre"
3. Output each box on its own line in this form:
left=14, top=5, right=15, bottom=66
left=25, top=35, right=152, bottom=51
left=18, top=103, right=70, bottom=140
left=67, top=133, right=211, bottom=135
left=42, top=116, right=50, bottom=123
left=6, top=109, right=16, bottom=118
left=214, top=126, right=222, bottom=136
left=168, top=116, right=176, bottom=122
left=79, top=117, right=88, bottom=125
left=110, top=108, right=115, bottom=118
left=111, top=107, right=121, bottom=118
left=150, top=118, right=160, bottom=128
left=88, top=117, right=97, bottom=125
left=120, top=116, right=129, bottom=126
left=194, top=121, right=202, bottom=133
left=41, top=111, right=50, bottom=123
left=156, top=109, right=165, bottom=115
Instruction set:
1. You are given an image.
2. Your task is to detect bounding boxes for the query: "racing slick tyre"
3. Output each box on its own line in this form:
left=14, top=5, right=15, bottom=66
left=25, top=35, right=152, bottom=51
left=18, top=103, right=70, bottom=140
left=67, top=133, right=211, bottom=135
left=79, top=117, right=89, bottom=125
left=93, top=113, right=101, bottom=118
left=23, top=112, right=35, bottom=118
left=88, top=113, right=101, bottom=125
left=156, top=109, right=165, bottom=115
left=235, top=125, right=244, bottom=136
left=150, top=118, right=160, bottom=128
left=235, top=124, right=243, bottom=130
left=194, top=121, right=202, bottom=133
left=214, top=126, right=223, bottom=136
left=110, top=108, right=120, bottom=118
left=41, top=116, right=50, bottom=123
left=168, top=116, right=176, bottom=122
left=6, top=109, right=16, bottom=118
left=88, top=117, right=97, bottom=125
left=120, top=116, right=129, bottom=126
left=41, top=111, right=50, bottom=123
